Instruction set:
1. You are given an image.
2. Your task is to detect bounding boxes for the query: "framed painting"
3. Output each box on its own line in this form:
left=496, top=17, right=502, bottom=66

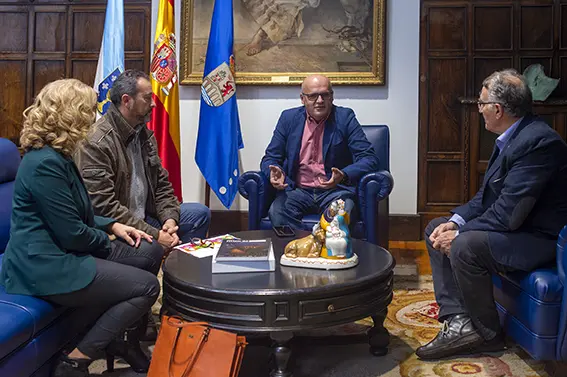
left=180, top=0, right=387, bottom=85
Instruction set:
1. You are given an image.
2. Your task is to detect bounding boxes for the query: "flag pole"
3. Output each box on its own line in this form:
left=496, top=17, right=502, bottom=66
left=205, top=182, right=211, bottom=208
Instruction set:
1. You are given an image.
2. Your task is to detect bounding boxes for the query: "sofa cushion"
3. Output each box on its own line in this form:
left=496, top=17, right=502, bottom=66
left=0, top=181, right=14, bottom=253
left=0, top=305, right=91, bottom=377
left=493, top=268, right=563, bottom=337
left=0, top=138, right=20, bottom=253
left=362, top=125, right=390, bottom=171
left=0, top=298, right=34, bottom=361
left=503, top=269, right=563, bottom=302
left=0, top=255, right=66, bottom=360
left=0, top=139, right=20, bottom=185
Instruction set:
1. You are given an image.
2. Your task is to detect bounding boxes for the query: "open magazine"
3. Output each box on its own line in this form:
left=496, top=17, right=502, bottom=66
left=175, top=234, right=238, bottom=258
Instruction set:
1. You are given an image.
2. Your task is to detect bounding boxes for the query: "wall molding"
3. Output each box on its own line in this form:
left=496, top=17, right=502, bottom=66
left=210, top=211, right=423, bottom=241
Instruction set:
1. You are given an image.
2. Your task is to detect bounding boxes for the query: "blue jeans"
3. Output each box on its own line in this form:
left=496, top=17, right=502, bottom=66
left=268, top=187, right=356, bottom=230
left=146, top=203, right=211, bottom=243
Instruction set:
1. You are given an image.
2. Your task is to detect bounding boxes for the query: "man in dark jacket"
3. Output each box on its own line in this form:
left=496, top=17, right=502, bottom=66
left=75, top=70, right=211, bottom=254
left=417, top=69, right=567, bottom=360
left=261, top=74, right=379, bottom=229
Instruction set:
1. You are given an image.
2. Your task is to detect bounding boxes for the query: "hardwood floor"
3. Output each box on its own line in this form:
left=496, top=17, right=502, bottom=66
left=389, top=240, right=431, bottom=277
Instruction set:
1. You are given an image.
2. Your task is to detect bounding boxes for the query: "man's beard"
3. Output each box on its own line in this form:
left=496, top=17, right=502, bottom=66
left=139, top=111, right=152, bottom=125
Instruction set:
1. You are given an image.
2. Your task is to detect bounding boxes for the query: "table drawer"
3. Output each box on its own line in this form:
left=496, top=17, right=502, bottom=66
left=298, top=282, right=391, bottom=324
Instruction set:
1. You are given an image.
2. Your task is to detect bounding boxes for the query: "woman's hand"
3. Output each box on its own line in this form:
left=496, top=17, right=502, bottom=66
left=109, top=223, right=153, bottom=248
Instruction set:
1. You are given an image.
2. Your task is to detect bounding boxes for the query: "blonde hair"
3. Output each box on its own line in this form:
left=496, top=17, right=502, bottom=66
left=20, top=78, right=97, bottom=156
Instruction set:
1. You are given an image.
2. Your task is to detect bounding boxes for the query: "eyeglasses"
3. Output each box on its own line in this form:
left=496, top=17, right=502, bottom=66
left=476, top=100, right=502, bottom=109
left=301, top=91, right=333, bottom=102
left=190, top=237, right=214, bottom=249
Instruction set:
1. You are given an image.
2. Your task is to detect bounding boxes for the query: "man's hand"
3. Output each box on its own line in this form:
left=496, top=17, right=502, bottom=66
left=162, top=218, right=179, bottom=235
left=269, top=165, right=288, bottom=190
left=160, top=219, right=180, bottom=251
left=110, top=223, right=153, bottom=248
left=429, top=221, right=458, bottom=243
left=432, top=230, right=457, bottom=255
left=318, top=167, right=345, bottom=189
left=158, top=230, right=180, bottom=249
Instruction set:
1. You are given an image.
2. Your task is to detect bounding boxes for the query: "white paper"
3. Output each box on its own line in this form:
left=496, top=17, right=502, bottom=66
left=174, top=234, right=238, bottom=258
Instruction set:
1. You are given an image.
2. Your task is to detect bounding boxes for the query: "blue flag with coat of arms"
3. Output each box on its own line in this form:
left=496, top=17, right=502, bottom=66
left=195, top=0, right=244, bottom=209
left=94, top=0, right=124, bottom=117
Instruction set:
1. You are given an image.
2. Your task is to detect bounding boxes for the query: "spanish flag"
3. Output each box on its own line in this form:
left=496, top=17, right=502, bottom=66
left=148, top=0, right=182, bottom=201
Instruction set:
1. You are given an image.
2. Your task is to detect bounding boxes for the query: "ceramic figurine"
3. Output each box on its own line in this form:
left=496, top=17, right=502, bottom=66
left=280, top=199, right=358, bottom=270
left=284, top=226, right=325, bottom=258
left=319, top=199, right=352, bottom=259
left=324, top=215, right=353, bottom=259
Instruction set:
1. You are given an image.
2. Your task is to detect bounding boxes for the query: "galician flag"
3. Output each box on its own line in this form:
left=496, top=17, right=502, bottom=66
left=94, top=0, right=124, bottom=117
left=148, top=0, right=182, bottom=201
left=195, top=0, right=244, bottom=209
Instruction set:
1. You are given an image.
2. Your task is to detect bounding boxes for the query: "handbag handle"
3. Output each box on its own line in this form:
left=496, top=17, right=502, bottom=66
left=167, top=317, right=210, bottom=377
left=167, top=316, right=208, bottom=329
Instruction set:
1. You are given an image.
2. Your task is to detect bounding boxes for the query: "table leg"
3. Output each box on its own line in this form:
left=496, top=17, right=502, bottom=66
left=270, top=331, right=293, bottom=377
left=368, top=308, right=390, bottom=356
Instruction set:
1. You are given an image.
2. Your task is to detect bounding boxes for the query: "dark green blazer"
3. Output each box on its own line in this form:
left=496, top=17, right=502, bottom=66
left=1, top=146, right=115, bottom=296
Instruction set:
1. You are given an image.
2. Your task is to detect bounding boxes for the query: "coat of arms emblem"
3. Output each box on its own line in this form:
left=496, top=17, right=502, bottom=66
left=201, top=56, right=236, bottom=107
left=150, top=32, right=178, bottom=96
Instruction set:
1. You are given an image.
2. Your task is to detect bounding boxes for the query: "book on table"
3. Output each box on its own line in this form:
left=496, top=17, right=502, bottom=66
left=212, top=239, right=275, bottom=273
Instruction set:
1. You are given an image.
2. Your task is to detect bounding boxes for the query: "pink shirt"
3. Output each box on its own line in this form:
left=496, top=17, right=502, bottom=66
left=296, top=114, right=327, bottom=188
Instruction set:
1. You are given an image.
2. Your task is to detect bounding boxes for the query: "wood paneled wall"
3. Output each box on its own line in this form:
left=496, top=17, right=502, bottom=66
left=418, top=0, right=567, bottom=233
left=0, top=0, right=151, bottom=144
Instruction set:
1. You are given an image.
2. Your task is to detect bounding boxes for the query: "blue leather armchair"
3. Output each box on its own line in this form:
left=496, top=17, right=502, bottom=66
left=0, top=138, right=94, bottom=376
left=238, top=125, right=394, bottom=248
left=493, top=225, right=567, bottom=360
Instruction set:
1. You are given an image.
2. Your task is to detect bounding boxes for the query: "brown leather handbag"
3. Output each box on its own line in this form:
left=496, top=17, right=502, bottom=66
left=148, top=316, right=247, bottom=377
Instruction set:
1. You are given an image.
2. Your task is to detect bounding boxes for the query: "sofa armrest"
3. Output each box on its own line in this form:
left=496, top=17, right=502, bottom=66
left=357, top=170, right=394, bottom=213
left=357, top=170, right=394, bottom=247
left=238, top=171, right=274, bottom=230
left=555, top=225, right=567, bottom=359
left=556, top=225, right=567, bottom=282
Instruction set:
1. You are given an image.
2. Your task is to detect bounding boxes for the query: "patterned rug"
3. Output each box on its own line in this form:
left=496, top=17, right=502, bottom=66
left=89, top=286, right=551, bottom=377
left=370, top=289, right=549, bottom=377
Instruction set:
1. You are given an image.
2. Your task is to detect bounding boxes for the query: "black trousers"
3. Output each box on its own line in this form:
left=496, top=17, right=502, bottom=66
left=425, top=217, right=516, bottom=341
left=107, top=238, right=165, bottom=276
left=42, top=240, right=163, bottom=358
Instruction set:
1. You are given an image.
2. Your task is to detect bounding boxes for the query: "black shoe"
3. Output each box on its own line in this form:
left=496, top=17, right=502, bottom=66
left=473, top=333, right=507, bottom=353
left=105, top=339, right=150, bottom=373
left=416, top=314, right=484, bottom=360
left=54, top=355, right=92, bottom=377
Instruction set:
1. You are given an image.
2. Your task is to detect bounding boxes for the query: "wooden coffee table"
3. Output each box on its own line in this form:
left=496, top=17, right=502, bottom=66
left=162, top=230, right=395, bottom=377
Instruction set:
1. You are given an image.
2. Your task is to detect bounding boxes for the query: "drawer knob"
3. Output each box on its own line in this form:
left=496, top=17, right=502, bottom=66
left=327, top=304, right=335, bottom=312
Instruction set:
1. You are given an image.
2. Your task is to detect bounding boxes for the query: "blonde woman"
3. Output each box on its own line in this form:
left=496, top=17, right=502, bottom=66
left=0, top=79, right=160, bottom=376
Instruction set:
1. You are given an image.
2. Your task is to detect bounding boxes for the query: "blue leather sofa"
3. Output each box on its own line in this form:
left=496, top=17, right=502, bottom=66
left=493, top=225, right=567, bottom=360
left=238, top=125, right=394, bottom=248
left=0, top=138, right=94, bottom=376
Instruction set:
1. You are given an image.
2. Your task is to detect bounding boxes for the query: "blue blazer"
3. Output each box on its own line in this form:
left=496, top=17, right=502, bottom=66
left=452, top=115, right=567, bottom=270
left=260, top=105, right=379, bottom=192
left=1, top=147, right=115, bottom=296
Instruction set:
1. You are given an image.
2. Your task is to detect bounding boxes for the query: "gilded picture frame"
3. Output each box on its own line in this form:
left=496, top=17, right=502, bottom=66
left=180, top=0, right=387, bottom=85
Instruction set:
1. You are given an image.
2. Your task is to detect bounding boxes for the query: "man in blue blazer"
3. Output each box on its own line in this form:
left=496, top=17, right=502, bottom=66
left=260, top=74, right=379, bottom=229
left=417, top=69, right=567, bottom=360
